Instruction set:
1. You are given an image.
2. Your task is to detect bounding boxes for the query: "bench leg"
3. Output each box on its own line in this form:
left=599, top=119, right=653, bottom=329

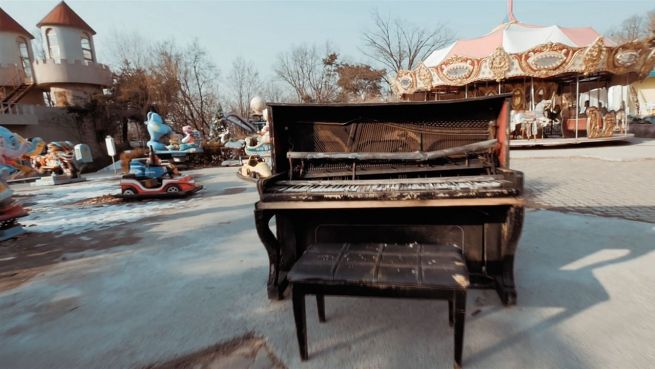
left=292, top=286, right=308, bottom=360
left=448, top=299, right=454, bottom=327
left=453, top=291, right=467, bottom=369
left=316, top=294, right=326, bottom=322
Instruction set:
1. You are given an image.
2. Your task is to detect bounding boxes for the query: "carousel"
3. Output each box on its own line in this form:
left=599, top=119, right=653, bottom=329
left=394, top=0, right=655, bottom=147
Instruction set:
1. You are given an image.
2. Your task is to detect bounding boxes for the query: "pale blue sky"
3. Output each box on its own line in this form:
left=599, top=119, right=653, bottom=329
left=1, top=0, right=654, bottom=81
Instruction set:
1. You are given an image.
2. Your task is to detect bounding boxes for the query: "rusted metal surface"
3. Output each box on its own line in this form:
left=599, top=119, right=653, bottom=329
left=286, top=139, right=497, bottom=161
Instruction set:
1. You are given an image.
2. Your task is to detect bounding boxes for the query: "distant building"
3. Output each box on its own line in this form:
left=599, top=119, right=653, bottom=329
left=0, top=1, right=111, bottom=142
left=632, top=70, right=655, bottom=116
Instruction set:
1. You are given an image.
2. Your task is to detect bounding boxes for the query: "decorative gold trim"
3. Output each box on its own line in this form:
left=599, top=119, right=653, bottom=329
left=490, top=47, right=511, bottom=82
left=639, top=48, right=655, bottom=79
left=394, top=38, right=655, bottom=94
left=608, top=41, right=644, bottom=74
left=511, top=88, right=524, bottom=110
left=583, top=37, right=605, bottom=76
left=519, top=42, right=574, bottom=78
left=586, top=107, right=602, bottom=138
left=396, top=70, right=416, bottom=93
left=435, top=56, right=480, bottom=85
left=416, top=64, right=433, bottom=89
left=602, top=112, right=616, bottom=137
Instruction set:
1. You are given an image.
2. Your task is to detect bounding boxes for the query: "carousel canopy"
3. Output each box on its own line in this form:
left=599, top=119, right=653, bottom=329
left=423, top=23, right=613, bottom=68
left=395, top=0, right=655, bottom=95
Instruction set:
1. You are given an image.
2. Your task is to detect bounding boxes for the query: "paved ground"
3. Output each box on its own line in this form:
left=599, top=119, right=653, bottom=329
left=510, top=137, right=655, bottom=161
left=0, top=140, right=654, bottom=369
left=511, top=137, right=655, bottom=223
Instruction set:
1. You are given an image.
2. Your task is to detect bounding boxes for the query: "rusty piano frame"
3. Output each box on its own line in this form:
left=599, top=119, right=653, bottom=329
left=254, top=95, right=524, bottom=305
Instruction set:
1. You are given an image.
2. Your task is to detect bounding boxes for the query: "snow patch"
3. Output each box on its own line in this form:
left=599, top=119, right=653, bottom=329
left=21, top=180, right=198, bottom=235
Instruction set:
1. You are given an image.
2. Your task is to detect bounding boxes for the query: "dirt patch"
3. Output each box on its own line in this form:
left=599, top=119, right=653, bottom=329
left=220, top=187, right=247, bottom=195
left=0, top=224, right=141, bottom=292
left=72, top=194, right=124, bottom=207
left=143, top=333, right=285, bottom=369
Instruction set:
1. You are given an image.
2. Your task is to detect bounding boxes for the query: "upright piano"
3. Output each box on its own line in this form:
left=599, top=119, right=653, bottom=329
left=254, top=95, right=524, bottom=305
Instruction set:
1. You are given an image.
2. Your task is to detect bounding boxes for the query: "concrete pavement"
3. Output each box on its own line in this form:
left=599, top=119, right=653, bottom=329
left=510, top=137, right=655, bottom=161
left=511, top=137, right=655, bottom=223
left=1, top=164, right=654, bottom=369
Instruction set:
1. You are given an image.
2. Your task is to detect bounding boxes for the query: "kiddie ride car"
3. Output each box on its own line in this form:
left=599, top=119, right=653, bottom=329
left=118, top=152, right=202, bottom=199
left=237, top=155, right=272, bottom=182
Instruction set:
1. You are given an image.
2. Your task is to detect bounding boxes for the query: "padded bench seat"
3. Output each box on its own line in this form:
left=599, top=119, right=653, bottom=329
left=288, top=242, right=469, bottom=368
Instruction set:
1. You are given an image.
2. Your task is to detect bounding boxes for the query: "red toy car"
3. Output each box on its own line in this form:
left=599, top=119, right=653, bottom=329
left=119, top=174, right=202, bottom=198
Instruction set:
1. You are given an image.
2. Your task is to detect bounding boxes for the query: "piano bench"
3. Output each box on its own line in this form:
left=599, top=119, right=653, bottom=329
left=287, top=242, right=469, bottom=369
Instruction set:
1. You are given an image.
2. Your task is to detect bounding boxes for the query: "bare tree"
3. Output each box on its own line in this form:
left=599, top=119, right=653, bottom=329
left=261, top=78, right=292, bottom=103
left=227, top=57, right=261, bottom=116
left=607, top=14, right=650, bottom=43
left=105, top=30, right=152, bottom=69
left=362, top=11, right=454, bottom=74
left=106, top=35, right=221, bottom=135
left=275, top=44, right=339, bottom=103
left=167, top=40, right=221, bottom=134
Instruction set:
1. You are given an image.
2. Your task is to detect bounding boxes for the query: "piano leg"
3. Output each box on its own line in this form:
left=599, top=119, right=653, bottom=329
left=316, top=294, right=326, bottom=322
left=494, top=258, right=517, bottom=306
left=292, top=286, right=309, bottom=360
left=254, top=209, right=285, bottom=299
left=497, top=206, right=524, bottom=306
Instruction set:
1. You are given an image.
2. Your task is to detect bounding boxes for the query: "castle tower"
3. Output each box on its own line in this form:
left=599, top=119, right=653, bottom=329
left=0, top=7, right=38, bottom=104
left=33, top=1, right=111, bottom=107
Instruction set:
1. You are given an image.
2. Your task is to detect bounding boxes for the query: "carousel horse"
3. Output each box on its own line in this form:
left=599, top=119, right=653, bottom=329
left=602, top=111, right=617, bottom=137
left=615, top=110, right=626, bottom=133
left=511, top=110, right=538, bottom=139
left=543, top=104, right=563, bottom=137
left=586, top=107, right=603, bottom=138
left=145, top=112, right=173, bottom=151
left=534, top=100, right=553, bottom=127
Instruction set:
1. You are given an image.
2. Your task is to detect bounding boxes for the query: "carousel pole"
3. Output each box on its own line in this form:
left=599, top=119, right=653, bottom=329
left=575, top=76, right=579, bottom=141
left=625, top=75, right=629, bottom=136
left=465, top=84, right=468, bottom=98
left=530, top=78, right=535, bottom=110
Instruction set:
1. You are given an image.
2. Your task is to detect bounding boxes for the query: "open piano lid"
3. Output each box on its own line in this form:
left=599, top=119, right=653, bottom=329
left=267, top=94, right=512, bottom=174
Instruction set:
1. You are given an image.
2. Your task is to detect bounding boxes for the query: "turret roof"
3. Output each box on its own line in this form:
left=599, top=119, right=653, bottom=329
left=37, top=1, right=95, bottom=35
left=0, top=7, right=34, bottom=39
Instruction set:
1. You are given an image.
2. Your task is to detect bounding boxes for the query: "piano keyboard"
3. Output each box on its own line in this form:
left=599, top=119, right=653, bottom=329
left=263, top=175, right=519, bottom=201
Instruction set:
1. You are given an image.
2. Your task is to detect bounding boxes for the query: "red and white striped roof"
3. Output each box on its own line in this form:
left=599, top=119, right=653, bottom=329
left=423, top=2, right=613, bottom=67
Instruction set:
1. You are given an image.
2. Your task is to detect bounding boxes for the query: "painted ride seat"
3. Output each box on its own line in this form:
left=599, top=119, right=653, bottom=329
left=128, top=159, right=171, bottom=179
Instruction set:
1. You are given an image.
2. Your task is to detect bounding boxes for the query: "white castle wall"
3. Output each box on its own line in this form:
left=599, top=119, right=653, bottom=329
left=40, top=25, right=94, bottom=62
left=0, top=33, right=22, bottom=65
left=32, top=59, right=111, bottom=87
left=0, top=63, right=22, bottom=87
left=0, top=32, right=34, bottom=86
left=0, top=105, right=81, bottom=143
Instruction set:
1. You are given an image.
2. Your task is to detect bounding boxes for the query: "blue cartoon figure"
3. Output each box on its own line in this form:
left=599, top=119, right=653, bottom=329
left=0, top=126, right=45, bottom=180
left=0, top=125, right=45, bottom=240
left=145, top=112, right=172, bottom=152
